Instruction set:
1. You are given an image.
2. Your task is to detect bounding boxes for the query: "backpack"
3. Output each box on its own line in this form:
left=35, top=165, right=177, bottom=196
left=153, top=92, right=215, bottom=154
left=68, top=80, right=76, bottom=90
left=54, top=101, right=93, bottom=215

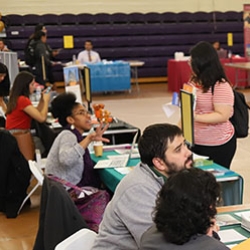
left=230, top=90, right=250, bottom=138
left=24, top=39, right=36, bottom=66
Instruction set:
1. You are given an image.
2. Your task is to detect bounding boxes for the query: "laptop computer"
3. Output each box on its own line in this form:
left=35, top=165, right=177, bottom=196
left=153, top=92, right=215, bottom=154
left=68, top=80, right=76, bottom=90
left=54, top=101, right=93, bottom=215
left=94, top=130, right=139, bottom=169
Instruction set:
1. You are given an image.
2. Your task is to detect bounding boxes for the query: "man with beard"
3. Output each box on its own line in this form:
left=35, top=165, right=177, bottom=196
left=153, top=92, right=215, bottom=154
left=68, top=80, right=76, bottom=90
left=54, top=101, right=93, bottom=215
left=92, top=123, right=193, bottom=250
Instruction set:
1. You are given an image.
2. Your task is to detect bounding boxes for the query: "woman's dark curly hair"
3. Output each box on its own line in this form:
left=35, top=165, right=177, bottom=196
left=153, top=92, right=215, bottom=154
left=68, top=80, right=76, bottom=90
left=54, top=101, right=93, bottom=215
left=190, top=41, right=228, bottom=92
left=153, top=168, right=220, bottom=245
left=51, top=92, right=79, bottom=127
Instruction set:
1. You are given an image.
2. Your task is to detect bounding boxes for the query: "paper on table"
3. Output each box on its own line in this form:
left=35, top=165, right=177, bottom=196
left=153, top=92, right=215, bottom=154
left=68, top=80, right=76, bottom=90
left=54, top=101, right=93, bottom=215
left=162, top=102, right=179, bottom=118
left=235, top=211, right=250, bottom=218
left=227, top=244, right=237, bottom=249
left=216, top=214, right=241, bottom=226
left=114, top=167, right=134, bottom=175
left=193, top=152, right=209, bottom=160
left=218, top=229, right=247, bottom=243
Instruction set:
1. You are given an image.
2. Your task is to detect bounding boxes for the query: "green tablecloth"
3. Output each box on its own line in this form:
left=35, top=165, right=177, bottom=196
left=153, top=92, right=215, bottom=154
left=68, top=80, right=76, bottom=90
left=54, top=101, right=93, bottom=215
left=92, top=152, right=243, bottom=206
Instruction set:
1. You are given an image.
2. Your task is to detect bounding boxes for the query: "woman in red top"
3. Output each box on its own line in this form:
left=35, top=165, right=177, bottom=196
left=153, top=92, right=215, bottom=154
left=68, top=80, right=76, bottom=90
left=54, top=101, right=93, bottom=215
left=5, top=71, right=50, bottom=130
left=189, top=41, right=236, bottom=169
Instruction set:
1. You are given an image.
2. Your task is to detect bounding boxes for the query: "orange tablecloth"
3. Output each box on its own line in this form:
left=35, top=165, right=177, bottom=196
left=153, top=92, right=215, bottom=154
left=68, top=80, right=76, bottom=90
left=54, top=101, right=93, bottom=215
left=167, top=57, right=248, bottom=92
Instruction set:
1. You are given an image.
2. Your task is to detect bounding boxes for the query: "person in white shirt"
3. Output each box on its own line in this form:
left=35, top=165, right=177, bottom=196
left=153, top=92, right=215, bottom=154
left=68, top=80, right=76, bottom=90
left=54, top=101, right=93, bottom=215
left=77, top=40, right=101, bottom=64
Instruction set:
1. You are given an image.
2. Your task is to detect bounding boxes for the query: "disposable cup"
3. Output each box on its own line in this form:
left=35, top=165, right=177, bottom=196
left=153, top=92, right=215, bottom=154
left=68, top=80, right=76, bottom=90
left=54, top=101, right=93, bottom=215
left=93, top=142, right=103, bottom=157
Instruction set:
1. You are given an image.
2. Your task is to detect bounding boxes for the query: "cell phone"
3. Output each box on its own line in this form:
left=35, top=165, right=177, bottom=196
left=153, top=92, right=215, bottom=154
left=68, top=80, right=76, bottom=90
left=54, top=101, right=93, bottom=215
left=45, top=86, right=52, bottom=93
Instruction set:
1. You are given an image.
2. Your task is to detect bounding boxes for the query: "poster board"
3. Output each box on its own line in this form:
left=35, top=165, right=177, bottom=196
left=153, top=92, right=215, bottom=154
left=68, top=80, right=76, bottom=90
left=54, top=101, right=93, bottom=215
left=180, top=90, right=194, bottom=147
left=63, top=66, right=82, bottom=103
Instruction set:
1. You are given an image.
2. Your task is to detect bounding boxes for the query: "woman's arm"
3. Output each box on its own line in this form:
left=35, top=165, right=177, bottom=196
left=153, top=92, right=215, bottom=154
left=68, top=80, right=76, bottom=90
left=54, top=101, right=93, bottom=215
left=23, top=92, right=50, bottom=122
left=79, top=123, right=110, bottom=149
left=195, top=104, right=233, bottom=124
left=0, top=97, right=7, bottom=113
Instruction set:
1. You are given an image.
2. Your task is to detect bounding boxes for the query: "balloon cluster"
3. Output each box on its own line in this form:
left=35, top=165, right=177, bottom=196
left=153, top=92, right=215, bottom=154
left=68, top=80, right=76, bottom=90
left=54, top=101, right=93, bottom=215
left=92, top=103, right=113, bottom=123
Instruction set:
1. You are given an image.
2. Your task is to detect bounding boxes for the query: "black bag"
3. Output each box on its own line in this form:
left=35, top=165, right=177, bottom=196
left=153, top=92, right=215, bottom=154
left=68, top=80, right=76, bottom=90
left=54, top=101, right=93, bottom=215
left=230, top=90, right=250, bottom=138
left=24, top=39, right=36, bottom=66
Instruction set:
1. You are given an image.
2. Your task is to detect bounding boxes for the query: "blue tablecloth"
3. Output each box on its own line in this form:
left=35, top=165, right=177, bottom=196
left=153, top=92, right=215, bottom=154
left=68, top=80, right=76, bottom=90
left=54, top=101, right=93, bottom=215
left=92, top=151, right=243, bottom=206
left=86, top=61, right=130, bottom=92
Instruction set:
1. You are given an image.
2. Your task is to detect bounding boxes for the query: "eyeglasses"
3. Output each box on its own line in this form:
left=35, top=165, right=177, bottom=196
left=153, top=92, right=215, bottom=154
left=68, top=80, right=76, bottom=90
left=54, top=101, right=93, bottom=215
left=72, top=110, right=91, bottom=116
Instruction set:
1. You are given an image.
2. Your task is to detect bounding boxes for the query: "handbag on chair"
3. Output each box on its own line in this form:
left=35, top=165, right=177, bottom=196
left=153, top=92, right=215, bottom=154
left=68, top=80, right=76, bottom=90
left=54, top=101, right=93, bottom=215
left=12, top=130, right=35, bottom=161
left=48, top=175, right=110, bottom=232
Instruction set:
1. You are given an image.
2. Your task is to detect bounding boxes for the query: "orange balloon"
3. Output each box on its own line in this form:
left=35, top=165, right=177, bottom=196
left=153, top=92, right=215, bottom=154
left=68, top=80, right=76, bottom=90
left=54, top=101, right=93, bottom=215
left=107, top=117, right=113, bottom=123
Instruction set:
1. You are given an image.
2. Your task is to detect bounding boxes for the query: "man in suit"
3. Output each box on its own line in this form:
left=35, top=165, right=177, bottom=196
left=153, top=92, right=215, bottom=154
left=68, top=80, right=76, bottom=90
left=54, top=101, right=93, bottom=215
left=77, top=40, right=101, bottom=64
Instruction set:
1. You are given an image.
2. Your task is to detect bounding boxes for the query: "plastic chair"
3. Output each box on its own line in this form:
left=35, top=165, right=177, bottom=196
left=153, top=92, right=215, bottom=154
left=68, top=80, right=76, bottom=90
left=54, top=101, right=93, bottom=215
left=55, top=228, right=97, bottom=250
left=17, top=160, right=44, bottom=214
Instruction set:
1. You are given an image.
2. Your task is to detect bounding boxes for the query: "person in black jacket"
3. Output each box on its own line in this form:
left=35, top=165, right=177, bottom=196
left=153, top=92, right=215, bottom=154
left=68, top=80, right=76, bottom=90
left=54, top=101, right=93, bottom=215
left=33, top=31, right=56, bottom=86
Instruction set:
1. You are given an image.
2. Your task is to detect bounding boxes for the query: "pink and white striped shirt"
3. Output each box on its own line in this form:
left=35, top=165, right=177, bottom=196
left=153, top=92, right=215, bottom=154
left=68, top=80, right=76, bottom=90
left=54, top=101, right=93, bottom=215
left=193, top=81, right=234, bottom=146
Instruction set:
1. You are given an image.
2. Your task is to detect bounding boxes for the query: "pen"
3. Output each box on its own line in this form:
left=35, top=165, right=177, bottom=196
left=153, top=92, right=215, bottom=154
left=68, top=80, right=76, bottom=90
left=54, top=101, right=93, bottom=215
left=212, top=230, right=221, bottom=240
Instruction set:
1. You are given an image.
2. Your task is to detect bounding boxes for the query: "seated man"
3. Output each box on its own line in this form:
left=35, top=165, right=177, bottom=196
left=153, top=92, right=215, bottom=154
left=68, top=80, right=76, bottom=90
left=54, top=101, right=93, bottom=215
left=212, top=41, right=228, bottom=58
left=140, top=168, right=228, bottom=250
left=77, top=40, right=101, bottom=64
left=92, top=123, right=193, bottom=250
left=0, top=39, right=10, bottom=52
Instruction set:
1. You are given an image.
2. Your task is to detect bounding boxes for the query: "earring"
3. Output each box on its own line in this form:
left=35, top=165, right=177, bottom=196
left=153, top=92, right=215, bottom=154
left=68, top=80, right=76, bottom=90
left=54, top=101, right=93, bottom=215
left=70, top=124, right=75, bottom=130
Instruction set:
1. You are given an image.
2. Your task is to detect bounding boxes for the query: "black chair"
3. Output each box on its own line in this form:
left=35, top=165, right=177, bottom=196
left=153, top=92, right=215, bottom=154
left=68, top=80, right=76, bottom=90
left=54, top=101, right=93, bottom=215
left=33, top=176, right=88, bottom=250
left=0, top=129, right=31, bottom=218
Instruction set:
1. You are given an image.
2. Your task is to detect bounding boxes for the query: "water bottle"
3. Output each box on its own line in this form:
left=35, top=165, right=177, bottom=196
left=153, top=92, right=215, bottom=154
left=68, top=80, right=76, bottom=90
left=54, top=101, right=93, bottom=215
left=36, top=86, right=42, bottom=101
left=72, top=54, right=76, bottom=64
left=228, top=50, right=232, bottom=59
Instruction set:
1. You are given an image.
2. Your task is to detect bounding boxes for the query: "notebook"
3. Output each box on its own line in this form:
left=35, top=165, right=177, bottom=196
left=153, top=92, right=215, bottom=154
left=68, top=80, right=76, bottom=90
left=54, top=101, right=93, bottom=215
left=94, top=131, right=139, bottom=169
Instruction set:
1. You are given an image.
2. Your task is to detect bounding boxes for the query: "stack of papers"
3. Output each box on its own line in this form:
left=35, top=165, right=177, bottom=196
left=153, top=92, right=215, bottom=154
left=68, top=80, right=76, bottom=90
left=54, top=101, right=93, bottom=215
left=115, top=148, right=140, bottom=159
left=94, top=154, right=129, bottom=169
left=218, top=229, right=247, bottom=244
left=216, top=214, right=241, bottom=227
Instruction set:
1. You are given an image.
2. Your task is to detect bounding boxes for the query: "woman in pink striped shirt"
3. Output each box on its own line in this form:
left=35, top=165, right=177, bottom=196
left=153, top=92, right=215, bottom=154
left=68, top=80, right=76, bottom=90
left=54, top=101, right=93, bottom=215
left=189, top=41, right=236, bottom=169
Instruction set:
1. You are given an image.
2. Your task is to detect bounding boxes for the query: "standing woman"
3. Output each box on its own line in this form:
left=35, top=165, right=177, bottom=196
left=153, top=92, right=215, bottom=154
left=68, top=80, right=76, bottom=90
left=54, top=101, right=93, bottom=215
left=5, top=71, right=50, bottom=131
left=189, top=41, right=235, bottom=169
left=0, top=62, right=10, bottom=113
left=45, top=93, right=109, bottom=188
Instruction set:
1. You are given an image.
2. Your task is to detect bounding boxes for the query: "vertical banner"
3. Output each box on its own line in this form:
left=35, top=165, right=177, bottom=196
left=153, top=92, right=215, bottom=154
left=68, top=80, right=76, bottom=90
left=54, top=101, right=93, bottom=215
left=63, top=66, right=82, bottom=104
left=243, top=4, right=250, bottom=60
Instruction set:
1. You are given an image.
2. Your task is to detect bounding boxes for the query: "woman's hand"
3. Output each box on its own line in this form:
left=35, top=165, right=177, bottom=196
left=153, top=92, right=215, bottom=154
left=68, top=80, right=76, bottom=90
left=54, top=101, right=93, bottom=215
left=207, top=219, right=220, bottom=239
left=89, top=122, right=110, bottom=143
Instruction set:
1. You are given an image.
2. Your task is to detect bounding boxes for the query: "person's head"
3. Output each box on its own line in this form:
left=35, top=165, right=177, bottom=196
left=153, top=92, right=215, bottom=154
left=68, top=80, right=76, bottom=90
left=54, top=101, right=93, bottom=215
left=0, top=38, right=6, bottom=50
left=190, top=41, right=228, bottom=92
left=34, top=24, right=47, bottom=34
left=154, top=168, right=220, bottom=245
left=34, top=30, right=47, bottom=43
left=6, top=71, right=35, bottom=114
left=0, top=62, right=10, bottom=97
left=212, top=41, right=220, bottom=50
left=138, top=124, right=193, bottom=177
left=51, top=92, right=91, bottom=133
left=84, top=40, right=93, bottom=51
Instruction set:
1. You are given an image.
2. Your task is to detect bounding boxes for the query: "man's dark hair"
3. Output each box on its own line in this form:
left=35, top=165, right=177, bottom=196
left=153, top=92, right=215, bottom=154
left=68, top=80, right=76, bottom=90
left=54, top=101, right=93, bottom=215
left=138, top=124, right=182, bottom=166
left=154, top=168, right=220, bottom=245
left=190, top=41, right=228, bottom=92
